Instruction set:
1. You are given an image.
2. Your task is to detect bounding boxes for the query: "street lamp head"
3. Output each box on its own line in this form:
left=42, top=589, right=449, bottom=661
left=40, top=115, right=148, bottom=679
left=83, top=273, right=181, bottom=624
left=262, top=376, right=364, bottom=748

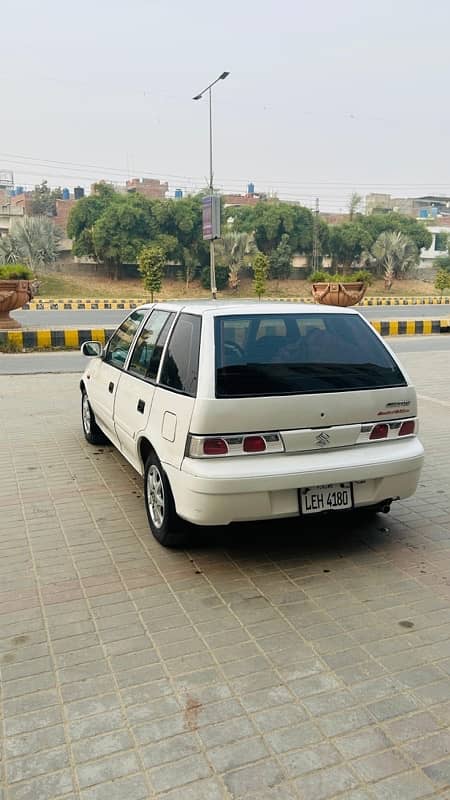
left=219, top=71, right=230, bottom=80
left=192, top=93, right=202, bottom=101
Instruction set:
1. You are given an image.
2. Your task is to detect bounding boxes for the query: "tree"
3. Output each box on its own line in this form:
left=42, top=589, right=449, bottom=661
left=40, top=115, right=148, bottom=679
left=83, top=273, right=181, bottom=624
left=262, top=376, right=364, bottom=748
left=269, top=234, right=292, bottom=280
left=67, top=183, right=118, bottom=263
left=361, top=212, right=432, bottom=253
left=30, top=180, right=63, bottom=216
left=232, top=201, right=314, bottom=256
left=253, top=252, right=269, bottom=300
left=328, top=222, right=372, bottom=269
left=92, top=194, right=159, bottom=280
left=215, top=231, right=256, bottom=291
left=348, top=192, right=363, bottom=220
left=0, top=216, right=62, bottom=271
left=364, top=231, right=419, bottom=289
left=138, top=245, right=165, bottom=301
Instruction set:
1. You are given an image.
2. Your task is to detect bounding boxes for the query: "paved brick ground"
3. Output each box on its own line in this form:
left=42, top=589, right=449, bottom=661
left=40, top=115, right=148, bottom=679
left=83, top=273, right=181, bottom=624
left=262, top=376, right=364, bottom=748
left=1, top=350, right=450, bottom=799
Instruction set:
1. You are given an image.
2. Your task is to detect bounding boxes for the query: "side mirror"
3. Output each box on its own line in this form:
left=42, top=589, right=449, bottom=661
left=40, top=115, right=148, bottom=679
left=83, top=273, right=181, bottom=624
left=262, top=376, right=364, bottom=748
left=81, top=341, right=104, bottom=357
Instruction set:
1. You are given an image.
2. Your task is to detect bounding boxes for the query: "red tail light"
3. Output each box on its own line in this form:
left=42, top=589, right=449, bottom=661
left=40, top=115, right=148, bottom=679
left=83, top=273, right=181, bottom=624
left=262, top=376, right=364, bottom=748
left=203, top=438, right=228, bottom=456
left=399, top=420, right=415, bottom=436
left=370, top=423, right=389, bottom=440
left=243, top=435, right=266, bottom=453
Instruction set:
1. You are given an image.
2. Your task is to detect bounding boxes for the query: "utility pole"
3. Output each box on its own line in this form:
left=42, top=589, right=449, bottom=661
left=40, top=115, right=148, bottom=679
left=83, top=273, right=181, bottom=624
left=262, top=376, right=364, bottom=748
left=193, top=72, right=230, bottom=300
left=312, top=197, right=320, bottom=271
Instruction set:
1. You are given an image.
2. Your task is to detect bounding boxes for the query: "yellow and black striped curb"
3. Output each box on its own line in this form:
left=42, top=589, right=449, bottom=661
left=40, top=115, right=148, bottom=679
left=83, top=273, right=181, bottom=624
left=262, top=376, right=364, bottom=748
left=0, top=328, right=115, bottom=351
left=20, top=296, right=450, bottom=310
left=1, top=320, right=449, bottom=351
left=266, top=297, right=450, bottom=306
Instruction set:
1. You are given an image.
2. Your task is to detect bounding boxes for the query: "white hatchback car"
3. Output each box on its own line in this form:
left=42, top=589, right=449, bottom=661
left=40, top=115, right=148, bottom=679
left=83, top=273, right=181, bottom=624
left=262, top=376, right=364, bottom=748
left=80, top=302, right=424, bottom=547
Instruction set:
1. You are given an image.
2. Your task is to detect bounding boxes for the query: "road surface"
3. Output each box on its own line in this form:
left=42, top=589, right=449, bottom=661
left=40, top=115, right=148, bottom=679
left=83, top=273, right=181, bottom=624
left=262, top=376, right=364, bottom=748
left=1, top=336, right=449, bottom=375
left=10, top=303, right=450, bottom=330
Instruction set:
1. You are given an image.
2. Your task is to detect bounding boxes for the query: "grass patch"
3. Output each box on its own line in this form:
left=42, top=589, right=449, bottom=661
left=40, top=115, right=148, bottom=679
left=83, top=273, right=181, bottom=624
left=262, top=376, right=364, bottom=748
left=35, top=271, right=448, bottom=300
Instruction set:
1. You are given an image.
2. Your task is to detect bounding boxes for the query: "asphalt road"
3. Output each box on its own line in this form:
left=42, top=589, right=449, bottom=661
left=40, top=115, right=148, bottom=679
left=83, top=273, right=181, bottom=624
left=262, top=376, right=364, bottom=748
left=10, top=303, right=450, bottom=329
left=1, top=336, right=449, bottom=375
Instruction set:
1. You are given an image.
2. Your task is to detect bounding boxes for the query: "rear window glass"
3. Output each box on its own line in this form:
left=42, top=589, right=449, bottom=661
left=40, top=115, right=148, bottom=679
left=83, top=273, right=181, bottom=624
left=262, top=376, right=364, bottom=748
left=215, top=313, right=406, bottom=397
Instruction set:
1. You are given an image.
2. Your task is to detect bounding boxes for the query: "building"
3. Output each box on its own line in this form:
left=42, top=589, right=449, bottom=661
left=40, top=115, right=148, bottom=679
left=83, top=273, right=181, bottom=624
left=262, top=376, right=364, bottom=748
left=0, top=202, right=24, bottom=237
left=54, top=198, right=77, bottom=234
left=126, top=178, right=168, bottom=200
left=418, top=224, right=450, bottom=267
left=365, top=193, right=450, bottom=220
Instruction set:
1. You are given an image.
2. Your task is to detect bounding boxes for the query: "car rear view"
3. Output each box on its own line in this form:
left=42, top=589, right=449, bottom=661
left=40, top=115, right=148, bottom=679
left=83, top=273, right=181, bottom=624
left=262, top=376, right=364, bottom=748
left=178, top=306, right=424, bottom=526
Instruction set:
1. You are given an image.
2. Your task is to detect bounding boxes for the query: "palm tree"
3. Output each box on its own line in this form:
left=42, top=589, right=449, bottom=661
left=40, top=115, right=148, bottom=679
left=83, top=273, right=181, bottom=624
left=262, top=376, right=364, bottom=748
left=363, top=231, right=418, bottom=289
left=215, top=232, right=256, bottom=291
left=0, top=216, right=61, bottom=271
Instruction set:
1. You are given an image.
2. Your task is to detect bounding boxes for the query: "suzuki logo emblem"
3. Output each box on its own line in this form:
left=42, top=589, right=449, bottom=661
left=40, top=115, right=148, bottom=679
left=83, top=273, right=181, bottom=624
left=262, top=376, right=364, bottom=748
left=316, top=431, right=330, bottom=447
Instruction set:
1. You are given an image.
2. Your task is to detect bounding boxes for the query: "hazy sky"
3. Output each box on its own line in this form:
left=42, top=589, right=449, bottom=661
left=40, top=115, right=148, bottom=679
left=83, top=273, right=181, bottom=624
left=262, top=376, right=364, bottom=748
left=2, top=0, right=449, bottom=210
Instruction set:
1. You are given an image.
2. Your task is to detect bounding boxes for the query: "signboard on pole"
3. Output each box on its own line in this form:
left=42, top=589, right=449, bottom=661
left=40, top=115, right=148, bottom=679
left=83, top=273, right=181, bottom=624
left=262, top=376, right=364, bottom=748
left=202, top=195, right=221, bottom=240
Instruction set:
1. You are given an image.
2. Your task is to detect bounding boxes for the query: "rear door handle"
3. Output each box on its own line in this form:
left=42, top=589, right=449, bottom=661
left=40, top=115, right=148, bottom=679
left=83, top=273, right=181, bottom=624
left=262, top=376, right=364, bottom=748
left=108, top=382, right=114, bottom=393
left=137, top=399, right=145, bottom=413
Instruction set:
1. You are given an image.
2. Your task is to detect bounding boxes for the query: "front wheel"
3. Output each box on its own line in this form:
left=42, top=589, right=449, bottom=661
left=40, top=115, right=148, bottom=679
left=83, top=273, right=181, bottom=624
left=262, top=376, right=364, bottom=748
left=144, top=453, right=188, bottom=548
left=81, top=392, right=107, bottom=445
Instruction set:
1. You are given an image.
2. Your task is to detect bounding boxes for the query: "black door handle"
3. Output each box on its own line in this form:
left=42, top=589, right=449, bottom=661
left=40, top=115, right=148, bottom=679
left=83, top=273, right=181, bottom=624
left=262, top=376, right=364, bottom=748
left=108, top=382, right=114, bottom=393
left=137, top=399, right=145, bottom=413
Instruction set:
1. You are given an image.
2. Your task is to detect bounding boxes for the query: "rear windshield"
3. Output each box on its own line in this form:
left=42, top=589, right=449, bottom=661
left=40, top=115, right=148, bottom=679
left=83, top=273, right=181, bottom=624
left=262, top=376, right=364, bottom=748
left=215, top=313, right=407, bottom=397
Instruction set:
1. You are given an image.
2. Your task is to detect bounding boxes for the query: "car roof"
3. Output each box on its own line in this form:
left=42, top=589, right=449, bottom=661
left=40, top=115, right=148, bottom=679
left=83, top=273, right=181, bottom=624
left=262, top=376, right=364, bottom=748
left=138, top=301, right=359, bottom=317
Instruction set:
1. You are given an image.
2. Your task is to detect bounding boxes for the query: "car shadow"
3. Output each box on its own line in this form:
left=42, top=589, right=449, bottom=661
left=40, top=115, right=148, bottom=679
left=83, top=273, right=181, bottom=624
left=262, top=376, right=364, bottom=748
left=184, top=509, right=394, bottom=561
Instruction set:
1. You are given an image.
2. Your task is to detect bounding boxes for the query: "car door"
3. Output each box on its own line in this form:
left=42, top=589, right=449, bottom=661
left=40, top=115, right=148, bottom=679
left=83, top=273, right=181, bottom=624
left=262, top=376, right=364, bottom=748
left=114, top=310, right=176, bottom=470
left=87, top=310, right=147, bottom=445
left=150, top=313, right=202, bottom=469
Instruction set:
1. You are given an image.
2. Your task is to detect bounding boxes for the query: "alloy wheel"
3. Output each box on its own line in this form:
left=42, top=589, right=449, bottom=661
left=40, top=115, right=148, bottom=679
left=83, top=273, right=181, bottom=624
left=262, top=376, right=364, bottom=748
left=147, top=465, right=165, bottom=528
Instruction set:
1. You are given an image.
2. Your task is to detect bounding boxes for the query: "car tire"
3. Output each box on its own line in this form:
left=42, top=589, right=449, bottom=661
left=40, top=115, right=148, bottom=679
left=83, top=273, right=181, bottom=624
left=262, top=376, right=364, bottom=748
left=81, top=391, right=108, bottom=445
left=144, top=452, right=188, bottom=548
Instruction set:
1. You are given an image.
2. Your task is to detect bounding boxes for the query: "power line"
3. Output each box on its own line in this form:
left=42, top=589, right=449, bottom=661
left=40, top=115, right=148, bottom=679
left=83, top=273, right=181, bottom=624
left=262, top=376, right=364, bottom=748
left=1, top=151, right=450, bottom=192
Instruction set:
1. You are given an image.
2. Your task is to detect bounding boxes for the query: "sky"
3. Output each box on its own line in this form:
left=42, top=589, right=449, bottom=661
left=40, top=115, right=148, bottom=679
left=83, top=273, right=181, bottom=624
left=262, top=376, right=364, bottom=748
left=2, top=0, right=450, bottom=211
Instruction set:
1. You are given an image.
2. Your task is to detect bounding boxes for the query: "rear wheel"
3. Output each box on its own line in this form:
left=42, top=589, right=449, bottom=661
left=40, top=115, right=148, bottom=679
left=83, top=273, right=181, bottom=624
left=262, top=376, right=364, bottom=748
left=144, top=452, right=188, bottom=548
left=81, top=391, right=107, bottom=445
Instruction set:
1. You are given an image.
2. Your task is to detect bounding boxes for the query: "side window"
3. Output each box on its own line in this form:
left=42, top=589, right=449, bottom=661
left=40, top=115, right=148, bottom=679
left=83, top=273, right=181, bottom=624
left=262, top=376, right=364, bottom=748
left=104, top=311, right=146, bottom=369
left=128, top=310, right=174, bottom=380
left=159, top=314, right=201, bottom=396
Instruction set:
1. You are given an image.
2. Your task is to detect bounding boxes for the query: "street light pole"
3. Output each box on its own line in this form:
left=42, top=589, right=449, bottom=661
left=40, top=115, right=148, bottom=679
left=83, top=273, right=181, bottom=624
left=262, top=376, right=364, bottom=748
left=193, top=71, right=230, bottom=300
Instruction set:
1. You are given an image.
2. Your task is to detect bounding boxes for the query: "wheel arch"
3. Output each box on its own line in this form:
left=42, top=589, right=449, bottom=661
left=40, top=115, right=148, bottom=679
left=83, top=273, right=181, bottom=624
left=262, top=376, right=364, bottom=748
left=138, top=436, right=157, bottom=473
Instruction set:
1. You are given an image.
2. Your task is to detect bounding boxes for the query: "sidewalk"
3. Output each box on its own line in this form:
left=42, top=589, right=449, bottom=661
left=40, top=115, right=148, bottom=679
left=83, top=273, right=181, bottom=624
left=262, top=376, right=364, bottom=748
left=1, top=352, right=450, bottom=798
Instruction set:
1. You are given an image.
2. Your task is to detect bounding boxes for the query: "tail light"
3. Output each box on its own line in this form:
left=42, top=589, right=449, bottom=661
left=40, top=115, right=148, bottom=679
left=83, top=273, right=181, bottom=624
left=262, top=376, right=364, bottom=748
left=369, top=423, right=389, bottom=440
left=399, top=420, right=415, bottom=436
left=188, top=432, right=284, bottom=458
left=359, top=418, right=417, bottom=444
left=243, top=436, right=266, bottom=453
left=203, top=438, right=228, bottom=456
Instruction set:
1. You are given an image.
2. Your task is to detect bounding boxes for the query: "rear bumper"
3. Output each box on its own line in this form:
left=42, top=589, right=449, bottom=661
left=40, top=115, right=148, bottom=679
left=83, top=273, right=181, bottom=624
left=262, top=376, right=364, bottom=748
left=165, top=437, right=424, bottom=526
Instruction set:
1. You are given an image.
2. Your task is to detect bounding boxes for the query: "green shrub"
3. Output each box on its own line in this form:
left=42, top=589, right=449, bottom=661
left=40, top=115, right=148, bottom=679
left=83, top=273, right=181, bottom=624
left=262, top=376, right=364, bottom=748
left=252, top=253, right=269, bottom=300
left=352, top=269, right=373, bottom=286
left=435, top=269, right=450, bottom=293
left=0, top=264, right=34, bottom=280
left=200, top=265, right=228, bottom=291
left=309, top=270, right=329, bottom=283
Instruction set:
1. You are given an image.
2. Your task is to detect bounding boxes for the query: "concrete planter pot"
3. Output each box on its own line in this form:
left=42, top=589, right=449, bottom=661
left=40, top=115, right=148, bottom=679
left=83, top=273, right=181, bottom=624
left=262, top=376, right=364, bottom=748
left=311, top=281, right=367, bottom=307
left=0, top=279, right=34, bottom=329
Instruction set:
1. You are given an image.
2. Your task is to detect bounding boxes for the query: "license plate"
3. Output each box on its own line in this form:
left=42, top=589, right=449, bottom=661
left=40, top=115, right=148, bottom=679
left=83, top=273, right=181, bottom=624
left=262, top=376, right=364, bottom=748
left=300, top=483, right=353, bottom=515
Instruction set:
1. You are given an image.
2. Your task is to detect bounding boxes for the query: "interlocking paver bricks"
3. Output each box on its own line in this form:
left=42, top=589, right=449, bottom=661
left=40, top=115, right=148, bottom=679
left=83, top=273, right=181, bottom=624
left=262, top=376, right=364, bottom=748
left=2, top=355, right=450, bottom=798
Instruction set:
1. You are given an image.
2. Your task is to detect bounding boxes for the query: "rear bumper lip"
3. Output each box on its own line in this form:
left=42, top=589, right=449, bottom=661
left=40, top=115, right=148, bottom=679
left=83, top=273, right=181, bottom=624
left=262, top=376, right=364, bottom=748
left=176, top=438, right=424, bottom=495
